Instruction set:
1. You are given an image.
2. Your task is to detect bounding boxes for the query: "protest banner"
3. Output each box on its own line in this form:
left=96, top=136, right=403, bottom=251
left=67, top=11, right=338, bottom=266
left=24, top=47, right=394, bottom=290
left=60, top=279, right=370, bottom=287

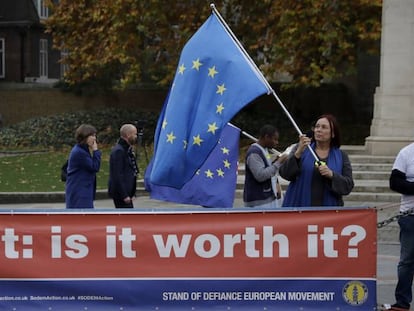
left=0, top=207, right=376, bottom=310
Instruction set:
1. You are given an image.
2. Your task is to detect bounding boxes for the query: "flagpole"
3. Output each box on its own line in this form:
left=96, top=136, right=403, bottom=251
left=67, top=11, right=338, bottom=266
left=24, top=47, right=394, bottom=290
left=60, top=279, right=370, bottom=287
left=210, top=3, right=320, bottom=163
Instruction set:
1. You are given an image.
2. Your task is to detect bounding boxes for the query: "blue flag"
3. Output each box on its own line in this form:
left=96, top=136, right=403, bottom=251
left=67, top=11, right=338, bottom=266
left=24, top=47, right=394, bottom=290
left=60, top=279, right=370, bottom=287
left=145, top=124, right=240, bottom=208
left=150, top=13, right=269, bottom=188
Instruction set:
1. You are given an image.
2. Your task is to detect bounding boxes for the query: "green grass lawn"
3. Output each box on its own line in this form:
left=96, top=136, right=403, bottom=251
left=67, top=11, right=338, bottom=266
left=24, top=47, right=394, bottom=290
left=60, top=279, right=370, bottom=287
left=0, top=147, right=149, bottom=192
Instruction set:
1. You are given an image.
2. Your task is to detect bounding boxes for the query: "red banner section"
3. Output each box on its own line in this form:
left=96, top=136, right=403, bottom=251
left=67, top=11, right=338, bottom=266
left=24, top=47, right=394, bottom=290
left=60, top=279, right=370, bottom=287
left=0, top=208, right=376, bottom=279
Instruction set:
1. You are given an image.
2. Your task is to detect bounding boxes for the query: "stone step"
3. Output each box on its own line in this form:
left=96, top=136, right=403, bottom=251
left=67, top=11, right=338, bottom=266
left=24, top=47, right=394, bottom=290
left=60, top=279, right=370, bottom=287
left=351, top=163, right=393, bottom=171
left=340, top=145, right=367, bottom=155
left=353, top=179, right=391, bottom=192
left=343, top=191, right=400, bottom=203
left=353, top=171, right=390, bottom=180
left=348, top=154, right=395, bottom=164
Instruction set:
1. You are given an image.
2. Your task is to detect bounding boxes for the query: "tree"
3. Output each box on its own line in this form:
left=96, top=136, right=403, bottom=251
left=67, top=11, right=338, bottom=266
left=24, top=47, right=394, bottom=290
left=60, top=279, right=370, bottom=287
left=46, top=0, right=381, bottom=90
left=263, top=0, right=382, bottom=87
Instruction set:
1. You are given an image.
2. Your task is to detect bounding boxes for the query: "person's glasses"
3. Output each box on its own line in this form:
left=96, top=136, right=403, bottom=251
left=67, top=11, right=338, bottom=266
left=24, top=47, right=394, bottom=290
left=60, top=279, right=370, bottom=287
left=314, top=124, right=330, bottom=130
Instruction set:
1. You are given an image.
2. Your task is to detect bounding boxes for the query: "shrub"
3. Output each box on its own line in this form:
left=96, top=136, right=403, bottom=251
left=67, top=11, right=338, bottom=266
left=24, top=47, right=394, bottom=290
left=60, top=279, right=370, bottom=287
left=0, top=108, right=159, bottom=149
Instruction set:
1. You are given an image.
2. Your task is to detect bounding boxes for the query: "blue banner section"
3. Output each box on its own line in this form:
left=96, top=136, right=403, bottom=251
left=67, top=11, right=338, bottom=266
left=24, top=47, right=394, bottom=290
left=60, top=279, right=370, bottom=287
left=0, top=279, right=376, bottom=310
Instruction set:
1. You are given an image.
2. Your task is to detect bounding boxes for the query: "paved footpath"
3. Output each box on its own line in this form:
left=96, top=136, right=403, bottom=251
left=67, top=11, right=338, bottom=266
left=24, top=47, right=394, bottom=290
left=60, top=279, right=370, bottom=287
left=0, top=197, right=404, bottom=310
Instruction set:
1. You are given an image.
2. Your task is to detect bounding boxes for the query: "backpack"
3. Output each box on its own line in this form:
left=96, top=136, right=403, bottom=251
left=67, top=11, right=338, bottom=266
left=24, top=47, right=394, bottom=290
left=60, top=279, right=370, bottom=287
left=61, top=160, right=68, bottom=182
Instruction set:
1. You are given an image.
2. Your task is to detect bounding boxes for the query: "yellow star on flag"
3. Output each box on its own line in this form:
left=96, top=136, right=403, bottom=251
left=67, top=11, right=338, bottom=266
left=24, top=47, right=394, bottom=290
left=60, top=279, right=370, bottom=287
left=166, top=132, right=176, bottom=143
left=216, top=83, right=226, bottom=95
left=221, top=147, right=230, bottom=155
left=217, top=168, right=225, bottom=177
left=192, top=58, right=203, bottom=71
left=216, top=103, right=225, bottom=114
left=178, top=64, right=186, bottom=74
left=223, top=159, right=231, bottom=169
left=205, top=169, right=214, bottom=178
left=193, top=134, right=203, bottom=146
left=207, top=122, right=219, bottom=135
left=208, top=66, right=218, bottom=78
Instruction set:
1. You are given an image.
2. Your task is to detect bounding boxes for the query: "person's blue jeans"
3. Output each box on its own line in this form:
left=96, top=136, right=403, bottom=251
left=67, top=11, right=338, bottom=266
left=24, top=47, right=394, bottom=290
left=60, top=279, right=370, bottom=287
left=395, top=215, right=414, bottom=309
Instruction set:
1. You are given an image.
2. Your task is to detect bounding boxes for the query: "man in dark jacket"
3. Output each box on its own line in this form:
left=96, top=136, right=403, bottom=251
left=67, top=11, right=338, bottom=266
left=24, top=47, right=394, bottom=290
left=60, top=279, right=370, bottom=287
left=108, top=124, right=138, bottom=208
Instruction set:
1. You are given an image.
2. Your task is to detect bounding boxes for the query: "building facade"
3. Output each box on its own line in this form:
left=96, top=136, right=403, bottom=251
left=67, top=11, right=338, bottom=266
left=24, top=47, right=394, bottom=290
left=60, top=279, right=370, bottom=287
left=0, top=0, right=62, bottom=83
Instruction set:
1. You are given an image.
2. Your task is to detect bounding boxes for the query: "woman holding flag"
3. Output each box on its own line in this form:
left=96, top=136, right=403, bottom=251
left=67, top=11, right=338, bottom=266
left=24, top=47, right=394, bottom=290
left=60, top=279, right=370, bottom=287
left=280, top=114, right=354, bottom=207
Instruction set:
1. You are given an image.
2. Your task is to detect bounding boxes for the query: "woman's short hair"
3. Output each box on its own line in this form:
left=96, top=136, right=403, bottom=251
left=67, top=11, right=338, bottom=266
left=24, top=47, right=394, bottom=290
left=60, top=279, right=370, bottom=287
left=75, top=124, right=97, bottom=144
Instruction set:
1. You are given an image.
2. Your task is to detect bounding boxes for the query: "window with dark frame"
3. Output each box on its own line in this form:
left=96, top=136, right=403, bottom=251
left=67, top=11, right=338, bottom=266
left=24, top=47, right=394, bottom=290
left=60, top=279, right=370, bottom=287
left=33, top=0, right=49, bottom=19
left=39, top=39, right=48, bottom=78
left=60, top=48, right=69, bottom=79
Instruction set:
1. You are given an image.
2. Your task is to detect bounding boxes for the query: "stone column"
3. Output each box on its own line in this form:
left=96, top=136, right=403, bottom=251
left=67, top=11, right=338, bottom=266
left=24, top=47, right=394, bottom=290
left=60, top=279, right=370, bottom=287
left=365, top=0, right=414, bottom=155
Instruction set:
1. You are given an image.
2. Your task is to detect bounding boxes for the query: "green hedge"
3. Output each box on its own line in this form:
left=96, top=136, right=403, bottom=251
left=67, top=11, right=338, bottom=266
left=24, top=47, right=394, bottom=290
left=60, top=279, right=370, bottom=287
left=0, top=108, right=159, bottom=149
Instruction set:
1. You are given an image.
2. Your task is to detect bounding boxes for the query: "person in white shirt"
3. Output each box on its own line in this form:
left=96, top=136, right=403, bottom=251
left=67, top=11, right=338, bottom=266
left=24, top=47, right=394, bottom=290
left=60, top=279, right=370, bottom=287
left=385, top=142, right=414, bottom=311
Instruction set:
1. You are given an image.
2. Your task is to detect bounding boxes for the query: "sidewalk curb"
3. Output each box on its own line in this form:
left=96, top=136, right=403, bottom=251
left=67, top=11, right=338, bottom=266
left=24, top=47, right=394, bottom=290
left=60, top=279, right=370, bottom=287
left=0, top=189, right=149, bottom=204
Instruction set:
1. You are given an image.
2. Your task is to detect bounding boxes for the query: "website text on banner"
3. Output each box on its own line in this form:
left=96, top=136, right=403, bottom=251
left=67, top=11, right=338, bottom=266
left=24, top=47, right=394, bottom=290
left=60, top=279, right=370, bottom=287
left=0, top=208, right=376, bottom=310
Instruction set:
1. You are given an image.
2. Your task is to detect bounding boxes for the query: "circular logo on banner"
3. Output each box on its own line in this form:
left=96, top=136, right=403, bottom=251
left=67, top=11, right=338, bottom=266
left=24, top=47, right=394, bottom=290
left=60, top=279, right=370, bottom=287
left=342, top=281, right=368, bottom=306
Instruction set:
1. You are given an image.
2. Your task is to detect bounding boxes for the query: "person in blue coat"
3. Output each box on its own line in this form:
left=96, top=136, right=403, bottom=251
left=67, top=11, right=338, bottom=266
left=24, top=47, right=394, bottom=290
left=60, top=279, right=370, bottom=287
left=65, top=124, right=101, bottom=208
left=108, top=124, right=138, bottom=208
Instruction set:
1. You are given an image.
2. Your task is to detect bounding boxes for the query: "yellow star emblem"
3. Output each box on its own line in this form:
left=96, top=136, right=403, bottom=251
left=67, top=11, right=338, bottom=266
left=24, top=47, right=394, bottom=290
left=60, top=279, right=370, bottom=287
left=216, top=103, right=225, bottom=114
left=216, top=83, right=226, bottom=95
left=221, top=147, right=230, bottom=155
left=223, top=159, right=231, bottom=169
left=216, top=168, right=225, bottom=177
left=208, top=66, right=218, bottom=78
left=183, top=140, right=188, bottom=149
left=192, top=58, right=203, bottom=71
left=205, top=169, right=214, bottom=179
left=162, top=119, right=168, bottom=129
left=178, top=63, right=186, bottom=74
left=207, top=122, right=219, bottom=135
left=166, top=132, right=176, bottom=143
left=193, top=134, right=203, bottom=146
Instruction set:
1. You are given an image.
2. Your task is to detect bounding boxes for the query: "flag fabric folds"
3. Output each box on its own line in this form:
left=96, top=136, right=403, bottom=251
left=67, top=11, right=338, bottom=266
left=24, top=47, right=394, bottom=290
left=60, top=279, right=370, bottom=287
left=149, top=12, right=270, bottom=189
left=145, top=124, right=240, bottom=208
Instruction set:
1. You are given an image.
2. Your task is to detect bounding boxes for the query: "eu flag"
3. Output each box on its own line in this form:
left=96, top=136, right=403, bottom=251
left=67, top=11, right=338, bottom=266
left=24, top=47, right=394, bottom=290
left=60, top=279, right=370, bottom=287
left=145, top=124, right=240, bottom=208
left=150, top=13, right=269, bottom=188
